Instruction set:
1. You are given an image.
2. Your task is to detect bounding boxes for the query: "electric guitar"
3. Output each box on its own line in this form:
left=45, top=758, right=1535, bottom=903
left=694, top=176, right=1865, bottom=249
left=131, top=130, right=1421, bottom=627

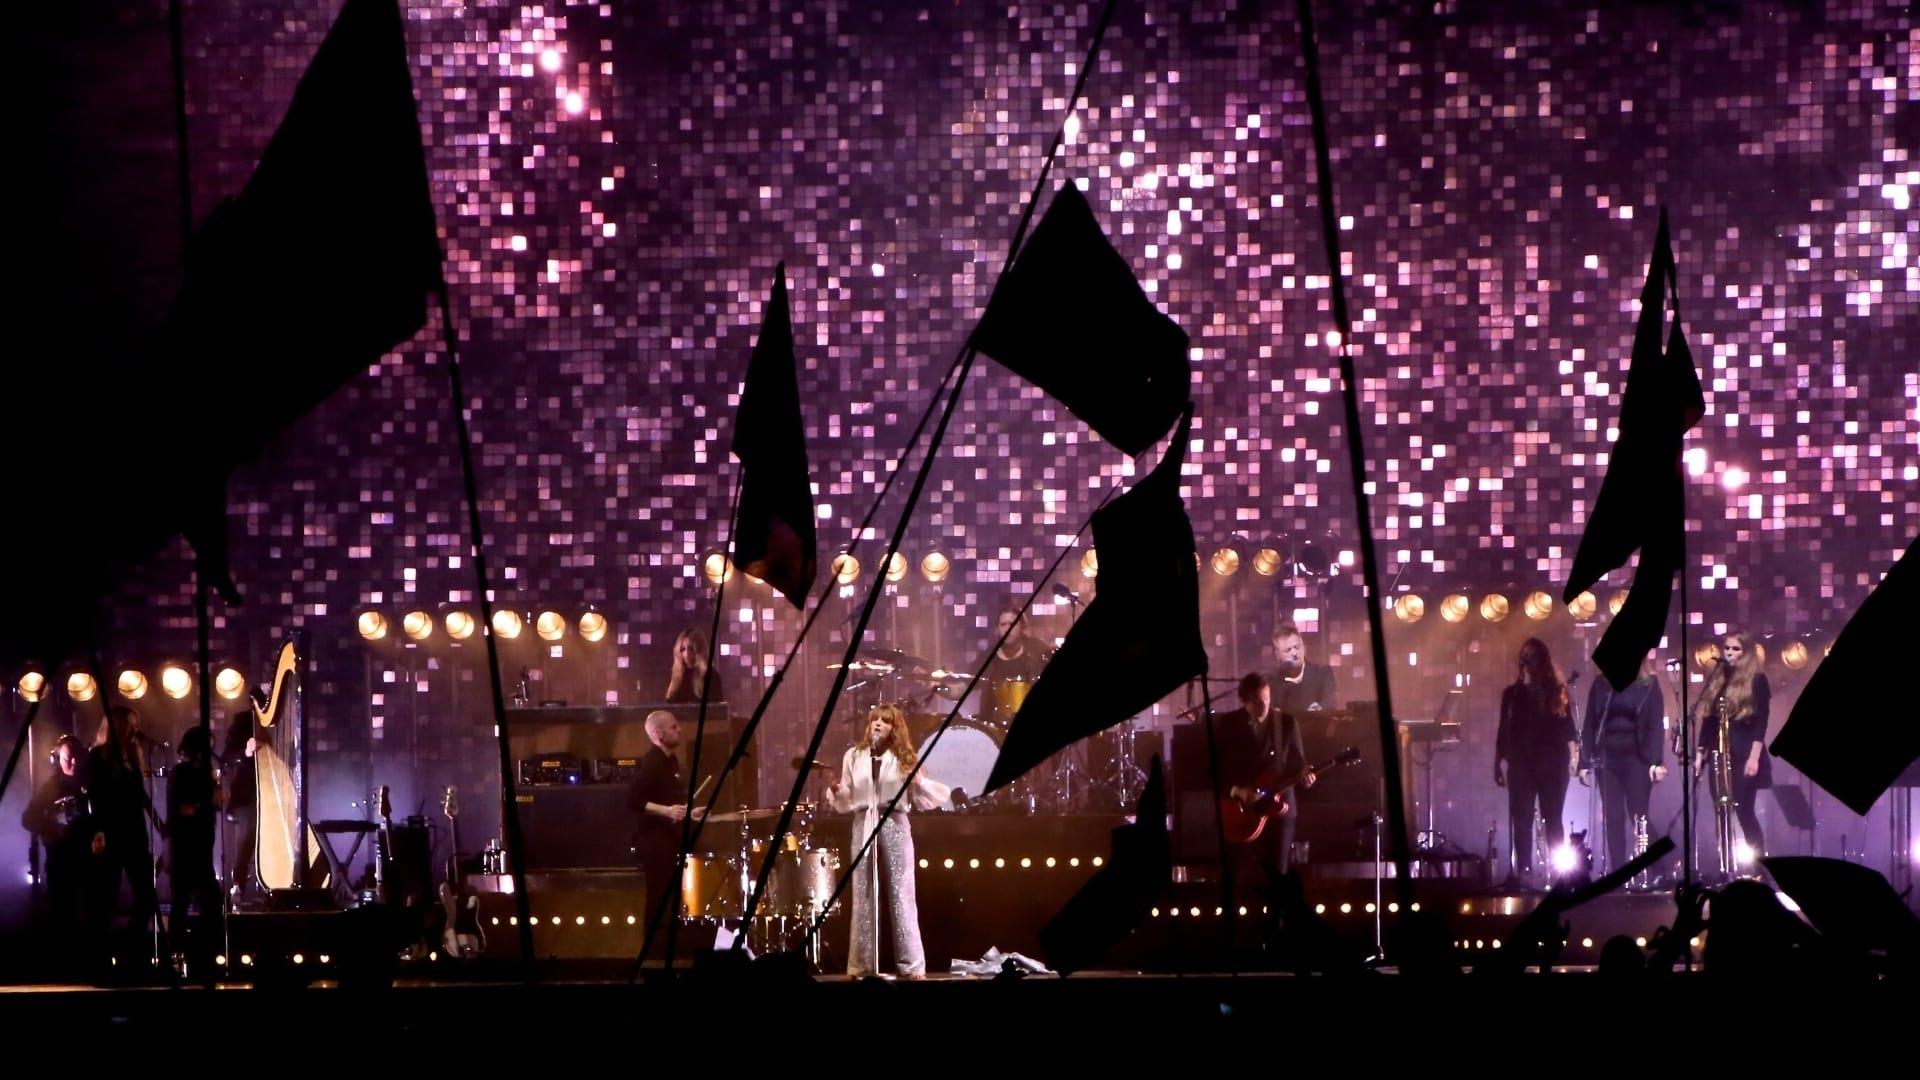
left=372, top=785, right=393, bottom=906
left=438, top=786, right=486, bottom=960
left=1220, top=746, right=1362, bottom=844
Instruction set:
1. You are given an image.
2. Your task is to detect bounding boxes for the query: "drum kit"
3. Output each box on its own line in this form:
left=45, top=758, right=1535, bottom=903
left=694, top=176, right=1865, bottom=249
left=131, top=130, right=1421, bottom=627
left=831, top=647, right=1150, bottom=814
left=679, top=801, right=842, bottom=962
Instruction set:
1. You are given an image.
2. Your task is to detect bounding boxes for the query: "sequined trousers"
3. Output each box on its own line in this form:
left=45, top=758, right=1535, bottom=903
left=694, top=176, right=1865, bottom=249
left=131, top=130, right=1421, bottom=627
left=847, top=811, right=925, bottom=977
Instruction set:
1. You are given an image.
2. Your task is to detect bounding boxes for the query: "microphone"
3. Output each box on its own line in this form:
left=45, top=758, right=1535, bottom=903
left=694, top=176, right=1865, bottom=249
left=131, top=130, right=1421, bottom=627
left=1052, top=583, right=1081, bottom=606
left=1567, top=672, right=1581, bottom=687
left=133, top=731, right=171, bottom=749
left=791, top=756, right=826, bottom=770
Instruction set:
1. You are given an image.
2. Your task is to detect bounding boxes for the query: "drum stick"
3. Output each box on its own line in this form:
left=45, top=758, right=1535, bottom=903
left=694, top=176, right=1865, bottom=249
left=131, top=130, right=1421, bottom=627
left=692, top=774, right=713, bottom=803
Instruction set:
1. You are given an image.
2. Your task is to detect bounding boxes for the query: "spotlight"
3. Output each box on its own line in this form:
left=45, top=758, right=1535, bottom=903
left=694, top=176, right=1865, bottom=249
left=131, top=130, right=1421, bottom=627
left=1479, top=593, right=1510, bottom=623
left=402, top=610, right=433, bottom=642
left=1079, top=548, right=1099, bottom=579
left=214, top=667, right=246, bottom=700
left=1608, top=589, right=1629, bottom=616
left=1566, top=590, right=1598, bottom=621
left=578, top=609, right=608, bottom=643
left=116, top=670, right=148, bottom=700
left=919, top=550, right=950, bottom=583
left=357, top=611, right=389, bottom=642
left=18, top=671, right=47, bottom=703
left=701, top=551, right=734, bottom=585
left=1294, top=536, right=1331, bottom=578
left=445, top=610, right=476, bottom=641
left=1523, top=591, right=1555, bottom=620
left=1439, top=593, right=1470, bottom=623
left=1734, top=840, right=1755, bottom=867
left=160, top=666, right=192, bottom=699
left=1780, top=640, right=1808, bottom=670
left=885, top=552, right=908, bottom=583
left=831, top=553, right=861, bottom=585
left=1251, top=543, right=1284, bottom=577
left=1551, top=831, right=1593, bottom=891
left=1210, top=546, right=1241, bottom=577
left=536, top=610, right=567, bottom=642
left=67, top=672, right=97, bottom=702
left=492, top=609, right=524, bottom=640
left=1392, top=594, right=1424, bottom=623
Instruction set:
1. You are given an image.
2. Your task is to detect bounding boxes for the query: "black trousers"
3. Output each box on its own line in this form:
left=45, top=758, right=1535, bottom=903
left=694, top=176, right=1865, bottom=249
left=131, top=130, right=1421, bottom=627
left=1597, top=749, right=1654, bottom=871
left=1506, top=752, right=1568, bottom=875
left=87, top=837, right=164, bottom=968
left=1231, top=812, right=1297, bottom=944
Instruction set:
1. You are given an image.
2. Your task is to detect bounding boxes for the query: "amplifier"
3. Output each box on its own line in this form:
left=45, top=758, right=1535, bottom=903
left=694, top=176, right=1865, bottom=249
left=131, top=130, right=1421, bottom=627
left=519, top=753, right=583, bottom=786
left=592, top=757, right=645, bottom=784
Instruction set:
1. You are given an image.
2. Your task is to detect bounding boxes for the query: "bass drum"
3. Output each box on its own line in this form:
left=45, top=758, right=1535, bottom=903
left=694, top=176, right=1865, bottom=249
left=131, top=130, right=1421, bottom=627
left=915, top=722, right=1002, bottom=804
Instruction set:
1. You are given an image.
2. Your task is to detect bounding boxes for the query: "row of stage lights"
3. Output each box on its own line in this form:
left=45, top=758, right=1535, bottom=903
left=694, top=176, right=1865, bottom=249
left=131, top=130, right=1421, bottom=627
left=1388, top=588, right=1624, bottom=625
left=355, top=606, right=610, bottom=645
left=15, top=664, right=248, bottom=705
left=698, top=536, right=1346, bottom=588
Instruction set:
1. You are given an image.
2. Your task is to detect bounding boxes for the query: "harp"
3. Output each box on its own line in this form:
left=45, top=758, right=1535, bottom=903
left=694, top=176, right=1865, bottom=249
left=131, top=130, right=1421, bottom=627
left=252, top=639, right=324, bottom=896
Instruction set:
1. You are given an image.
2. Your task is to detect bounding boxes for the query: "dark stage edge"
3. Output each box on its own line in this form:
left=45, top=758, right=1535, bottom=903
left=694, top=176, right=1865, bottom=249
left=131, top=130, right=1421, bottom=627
left=0, top=970, right=1906, bottom=1056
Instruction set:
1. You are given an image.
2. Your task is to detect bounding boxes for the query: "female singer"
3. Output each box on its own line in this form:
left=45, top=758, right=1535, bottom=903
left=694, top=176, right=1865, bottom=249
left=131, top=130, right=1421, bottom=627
left=1494, top=638, right=1579, bottom=885
left=826, top=703, right=951, bottom=978
left=1693, top=630, right=1772, bottom=867
left=1578, top=656, right=1669, bottom=874
left=663, top=626, right=726, bottom=704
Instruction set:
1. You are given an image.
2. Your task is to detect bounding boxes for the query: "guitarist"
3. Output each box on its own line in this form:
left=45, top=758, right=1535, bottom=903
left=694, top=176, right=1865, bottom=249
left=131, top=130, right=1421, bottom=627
left=1213, top=673, right=1318, bottom=905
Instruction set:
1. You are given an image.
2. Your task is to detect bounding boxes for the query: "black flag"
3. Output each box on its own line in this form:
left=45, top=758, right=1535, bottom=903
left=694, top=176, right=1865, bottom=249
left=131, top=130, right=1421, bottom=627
left=2, top=0, right=440, bottom=661
left=1771, top=537, right=1920, bottom=814
left=985, top=406, right=1204, bottom=793
left=1563, top=211, right=1704, bottom=690
left=1038, top=756, right=1171, bottom=975
left=730, top=263, right=818, bottom=608
left=969, top=183, right=1190, bottom=457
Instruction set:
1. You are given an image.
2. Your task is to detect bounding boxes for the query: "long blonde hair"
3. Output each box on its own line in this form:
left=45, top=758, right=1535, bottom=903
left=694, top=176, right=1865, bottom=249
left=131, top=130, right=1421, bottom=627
left=855, top=703, right=919, bottom=772
left=1696, top=630, right=1761, bottom=723
left=664, top=627, right=710, bottom=700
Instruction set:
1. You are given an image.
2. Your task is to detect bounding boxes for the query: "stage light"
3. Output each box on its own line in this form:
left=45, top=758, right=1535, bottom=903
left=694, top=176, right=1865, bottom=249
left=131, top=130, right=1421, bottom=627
left=67, top=672, right=97, bottom=702
left=885, top=552, right=907, bottom=583
left=1210, top=546, right=1241, bottom=577
left=116, top=670, right=148, bottom=700
left=160, top=666, right=192, bottom=699
left=919, top=550, right=950, bottom=583
left=1523, top=591, right=1555, bottom=620
left=831, top=553, right=861, bottom=585
left=1439, top=593, right=1470, bottom=623
left=445, top=610, right=476, bottom=641
left=1566, top=591, right=1597, bottom=621
left=702, top=551, right=734, bottom=585
left=492, top=609, right=523, bottom=640
left=1734, top=840, right=1755, bottom=867
left=215, top=667, right=246, bottom=700
left=536, top=610, right=567, bottom=642
left=357, top=611, right=389, bottom=642
left=1479, top=593, right=1510, bottom=623
left=578, top=609, right=608, bottom=643
left=1780, top=640, right=1808, bottom=670
left=1251, top=544, right=1284, bottom=577
left=1608, top=590, right=1629, bottom=616
left=402, top=610, right=433, bottom=642
left=1392, top=594, right=1424, bottom=623
left=1079, top=549, right=1099, bottom=579
left=1551, top=844, right=1579, bottom=875
left=18, top=671, right=47, bottom=703
left=1295, top=537, right=1331, bottom=577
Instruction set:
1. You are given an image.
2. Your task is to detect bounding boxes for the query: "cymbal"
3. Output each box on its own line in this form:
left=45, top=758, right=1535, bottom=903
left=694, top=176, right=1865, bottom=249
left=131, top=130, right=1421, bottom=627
left=857, top=647, right=931, bottom=671
left=706, top=801, right=815, bottom=824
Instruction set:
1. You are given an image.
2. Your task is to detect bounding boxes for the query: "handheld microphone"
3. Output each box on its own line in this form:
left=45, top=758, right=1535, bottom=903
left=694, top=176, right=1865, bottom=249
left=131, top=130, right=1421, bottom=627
left=1052, top=583, right=1081, bottom=606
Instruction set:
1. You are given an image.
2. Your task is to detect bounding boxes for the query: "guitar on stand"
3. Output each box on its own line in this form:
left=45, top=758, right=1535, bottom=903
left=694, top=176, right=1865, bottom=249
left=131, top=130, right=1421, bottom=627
left=372, top=785, right=393, bottom=906
left=438, top=786, right=486, bottom=960
left=1220, top=747, right=1362, bottom=843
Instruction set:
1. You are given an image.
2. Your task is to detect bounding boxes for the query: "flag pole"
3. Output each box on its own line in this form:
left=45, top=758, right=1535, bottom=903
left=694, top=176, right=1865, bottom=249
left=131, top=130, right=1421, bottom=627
left=1295, top=0, right=1415, bottom=909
